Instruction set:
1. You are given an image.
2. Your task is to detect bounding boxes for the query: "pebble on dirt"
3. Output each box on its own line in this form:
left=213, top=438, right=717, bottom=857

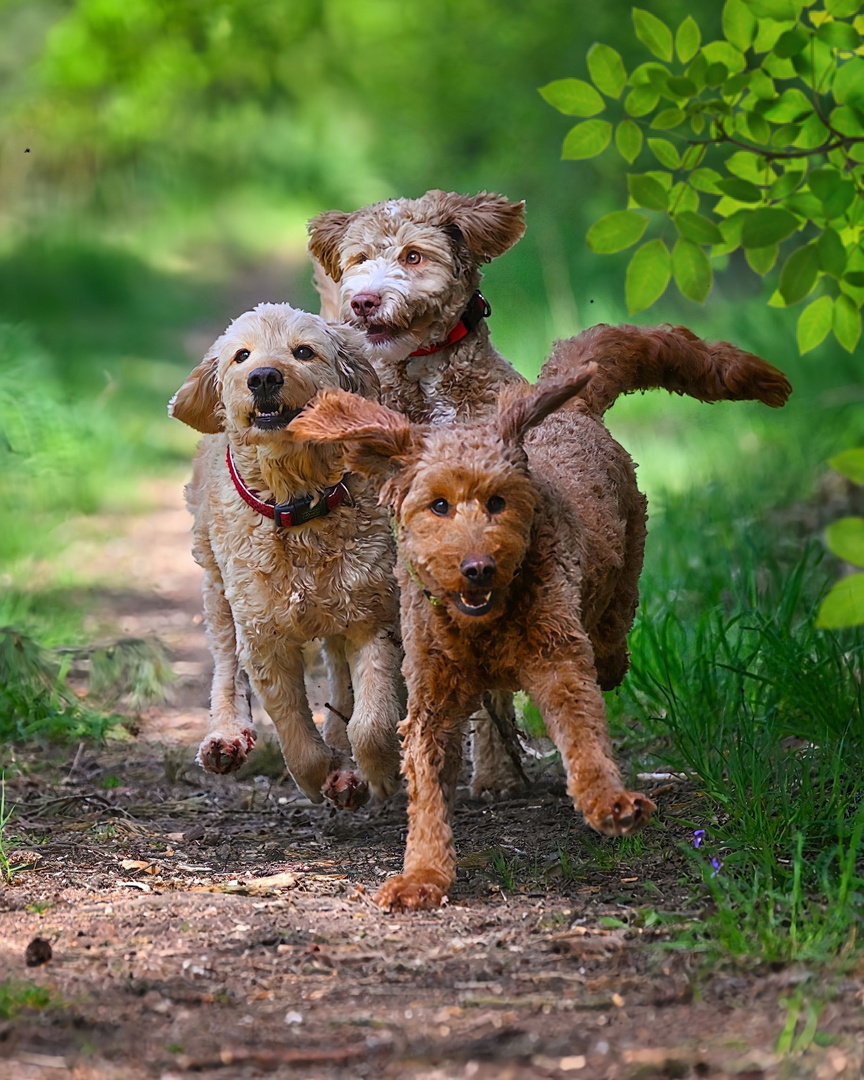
left=24, top=936, right=53, bottom=967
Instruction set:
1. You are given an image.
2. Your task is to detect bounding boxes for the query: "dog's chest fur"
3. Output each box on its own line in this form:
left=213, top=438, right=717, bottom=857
left=191, top=439, right=398, bottom=642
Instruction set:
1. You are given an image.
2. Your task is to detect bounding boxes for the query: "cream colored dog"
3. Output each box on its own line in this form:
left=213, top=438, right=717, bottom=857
left=169, top=303, right=402, bottom=807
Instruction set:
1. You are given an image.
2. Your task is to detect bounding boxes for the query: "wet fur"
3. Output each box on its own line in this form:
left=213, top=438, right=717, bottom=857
left=291, top=323, right=791, bottom=909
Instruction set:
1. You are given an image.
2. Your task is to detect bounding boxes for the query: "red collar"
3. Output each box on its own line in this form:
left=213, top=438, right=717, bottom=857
left=408, top=291, right=491, bottom=357
left=226, top=446, right=349, bottom=529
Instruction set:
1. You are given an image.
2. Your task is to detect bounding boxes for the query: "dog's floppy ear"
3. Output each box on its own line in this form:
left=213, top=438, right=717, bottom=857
left=428, top=190, right=526, bottom=262
left=326, top=323, right=381, bottom=401
left=497, top=366, right=597, bottom=446
left=312, top=256, right=343, bottom=321
left=308, top=210, right=352, bottom=282
left=289, top=388, right=421, bottom=480
left=168, top=355, right=223, bottom=434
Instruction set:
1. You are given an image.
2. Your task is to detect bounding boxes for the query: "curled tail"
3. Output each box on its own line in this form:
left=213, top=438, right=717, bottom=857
left=540, top=324, right=791, bottom=416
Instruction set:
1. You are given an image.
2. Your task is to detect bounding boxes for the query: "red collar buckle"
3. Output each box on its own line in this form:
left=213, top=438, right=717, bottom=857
left=408, top=291, right=490, bottom=358
left=226, top=446, right=349, bottom=529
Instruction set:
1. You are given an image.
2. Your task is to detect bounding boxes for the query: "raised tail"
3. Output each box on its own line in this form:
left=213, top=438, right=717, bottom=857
left=540, top=324, right=791, bottom=416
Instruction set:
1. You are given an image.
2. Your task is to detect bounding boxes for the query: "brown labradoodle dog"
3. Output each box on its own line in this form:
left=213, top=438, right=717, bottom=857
left=168, top=303, right=402, bottom=808
left=309, top=189, right=529, bottom=793
left=290, top=323, right=791, bottom=909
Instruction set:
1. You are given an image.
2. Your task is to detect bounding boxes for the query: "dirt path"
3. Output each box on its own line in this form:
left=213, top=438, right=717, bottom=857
left=1, top=483, right=862, bottom=1080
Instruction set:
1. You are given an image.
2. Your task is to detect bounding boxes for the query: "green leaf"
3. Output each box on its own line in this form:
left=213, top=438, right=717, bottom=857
left=816, top=573, right=864, bottom=629
left=670, top=182, right=699, bottom=214
left=726, top=150, right=770, bottom=183
left=676, top=16, right=701, bottom=63
left=816, top=21, right=861, bottom=51
left=769, top=170, right=805, bottom=200
left=672, top=238, right=713, bottom=302
left=844, top=271, right=864, bottom=287
left=808, top=169, right=856, bottom=220
left=817, top=228, right=847, bottom=278
left=830, top=105, right=864, bottom=136
left=681, top=143, right=706, bottom=170
left=691, top=168, right=723, bottom=194
left=675, top=211, right=724, bottom=245
left=826, top=517, right=864, bottom=567
left=630, top=62, right=669, bottom=89
left=626, top=239, right=671, bottom=313
left=797, top=295, right=834, bottom=353
left=744, top=112, right=771, bottom=143
left=794, top=113, right=830, bottom=151
left=628, top=173, right=670, bottom=211
left=746, top=244, right=778, bottom=274
left=833, top=292, right=862, bottom=352
left=778, top=244, right=820, bottom=304
left=647, top=137, right=680, bottom=169
left=785, top=191, right=824, bottom=219
left=562, top=119, right=612, bottom=159
left=715, top=177, right=763, bottom=202
left=773, top=27, right=810, bottom=57
left=714, top=210, right=747, bottom=254
left=705, top=62, right=729, bottom=87
left=750, top=70, right=776, bottom=100
left=762, top=88, right=812, bottom=122
left=830, top=448, right=864, bottom=484
left=666, top=76, right=697, bottom=97
left=615, top=119, right=643, bottom=163
left=741, top=207, right=800, bottom=247
left=826, top=0, right=860, bottom=14
left=586, top=210, right=649, bottom=254
left=651, top=107, right=686, bottom=129
left=701, top=40, right=746, bottom=73
left=587, top=43, right=627, bottom=99
left=747, top=0, right=804, bottom=18
left=539, top=79, right=605, bottom=117
left=833, top=58, right=864, bottom=110
left=722, top=0, right=757, bottom=51
left=633, top=8, right=673, bottom=61
left=624, top=86, right=660, bottom=117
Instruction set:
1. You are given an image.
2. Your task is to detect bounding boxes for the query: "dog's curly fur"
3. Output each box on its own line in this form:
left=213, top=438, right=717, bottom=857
left=309, top=189, right=530, bottom=794
left=169, top=303, right=402, bottom=808
left=291, top=323, right=791, bottom=909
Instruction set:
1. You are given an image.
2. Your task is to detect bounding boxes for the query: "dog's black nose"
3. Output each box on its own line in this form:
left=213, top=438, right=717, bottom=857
left=350, top=292, right=382, bottom=317
left=460, top=555, right=496, bottom=584
left=247, top=367, right=284, bottom=393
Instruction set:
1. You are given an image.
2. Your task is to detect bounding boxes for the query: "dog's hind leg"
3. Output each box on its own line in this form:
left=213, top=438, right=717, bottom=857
left=469, top=692, right=526, bottom=796
left=320, top=636, right=353, bottom=755
left=344, top=629, right=403, bottom=800
left=244, top=640, right=369, bottom=810
left=196, top=560, right=257, bottom=775
left=522, top=640, right=655, bottom=837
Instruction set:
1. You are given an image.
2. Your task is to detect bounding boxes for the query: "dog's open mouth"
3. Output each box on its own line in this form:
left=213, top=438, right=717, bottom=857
left=250, top=405, right=302, bottom=431
left=451, top=589, right=495, bottom=617
left=365, top=323, right=404, bottom=345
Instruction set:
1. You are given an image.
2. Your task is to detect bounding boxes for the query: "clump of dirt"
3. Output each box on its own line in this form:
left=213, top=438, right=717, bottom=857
left=1, top=484, right=862, bottom=1079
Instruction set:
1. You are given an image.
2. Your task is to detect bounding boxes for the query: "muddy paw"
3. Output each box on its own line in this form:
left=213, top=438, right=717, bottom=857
left=196, top=729, right=255, bottom=774
left=322, top=768, right=370, bottom=811
left=586, top=789, right=656, bottom=837
left=375, top=874, right=448, bottom=913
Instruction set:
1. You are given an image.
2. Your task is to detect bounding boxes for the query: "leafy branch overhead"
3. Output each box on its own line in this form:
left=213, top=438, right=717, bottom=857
left=540, top=0, right=864, bottom=353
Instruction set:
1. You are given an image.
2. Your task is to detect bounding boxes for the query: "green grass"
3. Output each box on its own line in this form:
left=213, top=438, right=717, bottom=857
left=607, top=471, right=864, bottom=963
left=0, top=979, right=57, bottom=1020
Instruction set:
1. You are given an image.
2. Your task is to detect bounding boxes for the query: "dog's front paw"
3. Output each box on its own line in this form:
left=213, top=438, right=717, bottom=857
left=196, top=729, right=255, bottom=774
left=322, top=766, right=370, bottom=811
left=583, top=788, right=655, bottom=837
left=375, top=873, right=449, bottom=912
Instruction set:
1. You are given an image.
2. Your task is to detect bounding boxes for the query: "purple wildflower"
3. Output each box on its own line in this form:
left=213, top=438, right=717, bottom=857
left=693, top=829, right=706, bottom=849
left=711, top=857, right=722, bottom=878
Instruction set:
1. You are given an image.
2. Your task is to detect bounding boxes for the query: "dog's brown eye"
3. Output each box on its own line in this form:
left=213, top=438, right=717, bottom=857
left=404, top=250, right=423, bottom=265
left=487, top=496, right=506, bottom=514
left=293, top=346, right=315, bottom=360
left=430, top=498, right=449, bottom=516
left=233, top=349, right=251, bottom=364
